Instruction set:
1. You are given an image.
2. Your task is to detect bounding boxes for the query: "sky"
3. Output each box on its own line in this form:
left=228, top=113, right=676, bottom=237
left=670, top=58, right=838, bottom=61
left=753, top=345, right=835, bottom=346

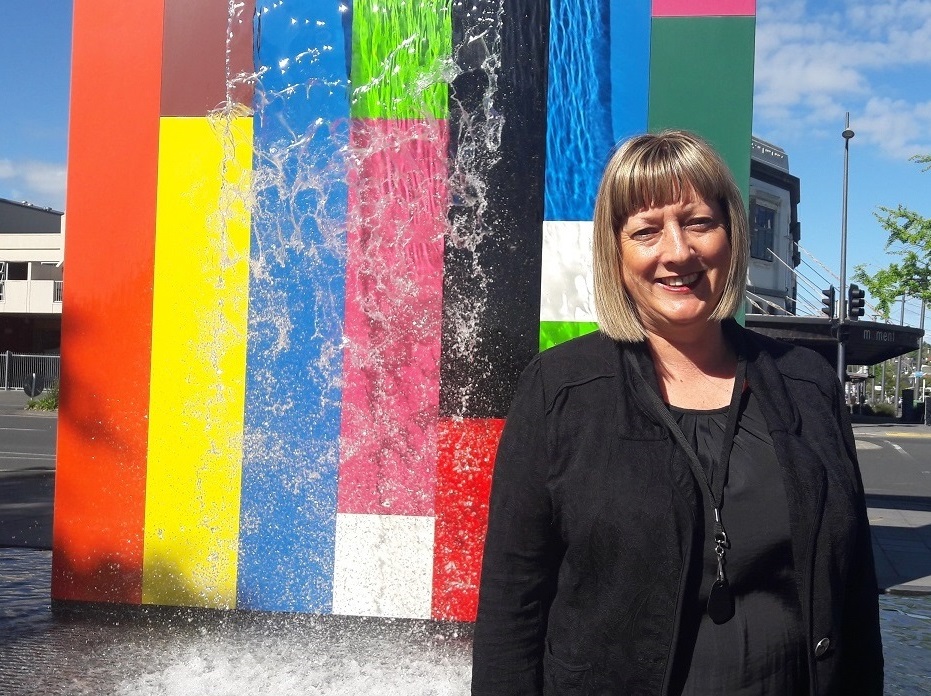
left=1, top=0, right=929, bottom=324
left=0, top=2, right=71, bottom=213
left=752, top=0, right=931, bottom=325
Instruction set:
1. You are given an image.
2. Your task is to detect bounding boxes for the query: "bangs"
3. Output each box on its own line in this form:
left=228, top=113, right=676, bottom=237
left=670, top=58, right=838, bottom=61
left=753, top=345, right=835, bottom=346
left=610, top=139, right=727, bottom=228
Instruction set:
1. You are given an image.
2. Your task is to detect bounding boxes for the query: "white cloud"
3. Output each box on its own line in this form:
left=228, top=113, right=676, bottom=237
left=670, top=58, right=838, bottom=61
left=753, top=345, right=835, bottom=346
left=0, top=158, right=66, bottom=209
left=755, top=0, right=931, bottom=158
left=856, top=97, right=931, bottom=159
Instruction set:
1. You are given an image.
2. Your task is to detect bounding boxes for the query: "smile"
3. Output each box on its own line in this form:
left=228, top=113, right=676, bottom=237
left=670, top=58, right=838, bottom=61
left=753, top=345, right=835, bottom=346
left=659, top=272, right=702, bottom=288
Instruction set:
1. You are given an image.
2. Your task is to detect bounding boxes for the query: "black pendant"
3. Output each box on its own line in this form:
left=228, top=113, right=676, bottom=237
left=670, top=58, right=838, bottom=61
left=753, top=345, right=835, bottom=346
left=708, top=578, right=735, bottom=624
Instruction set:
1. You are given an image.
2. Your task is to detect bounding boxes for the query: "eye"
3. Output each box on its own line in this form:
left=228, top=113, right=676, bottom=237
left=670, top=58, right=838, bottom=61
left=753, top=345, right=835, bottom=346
left=684, top=217, right=719, bottom=232
left=628, top=227, right=659, bottom=240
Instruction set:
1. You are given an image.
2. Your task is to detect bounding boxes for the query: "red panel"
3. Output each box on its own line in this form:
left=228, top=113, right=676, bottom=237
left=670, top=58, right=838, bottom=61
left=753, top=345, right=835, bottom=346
left=431, top=418, right=504, bottom=622
left=337, top=119, right=448, bottom=516
left=51, top=0, right=164, bottom=603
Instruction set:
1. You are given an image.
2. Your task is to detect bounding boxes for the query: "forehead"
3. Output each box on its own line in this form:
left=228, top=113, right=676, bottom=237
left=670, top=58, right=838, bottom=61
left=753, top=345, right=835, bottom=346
left=625, top=187, right=719, bottom=220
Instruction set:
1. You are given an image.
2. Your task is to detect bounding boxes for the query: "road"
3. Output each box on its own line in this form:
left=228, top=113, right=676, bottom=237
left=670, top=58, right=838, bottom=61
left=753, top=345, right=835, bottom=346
left=0, top=400, right=929, bottom=592
left=0, top=403, right=55, bottom=549
left=853, top=422, right=931, bottom=593
left=0, top=410, right=56, bottom=473
left=854, top=423, right=931, bottom=498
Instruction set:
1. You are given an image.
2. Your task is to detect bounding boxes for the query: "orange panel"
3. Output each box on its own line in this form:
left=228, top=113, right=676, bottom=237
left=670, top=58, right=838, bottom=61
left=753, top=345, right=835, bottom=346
left=52, top=0, right=165, bottom=603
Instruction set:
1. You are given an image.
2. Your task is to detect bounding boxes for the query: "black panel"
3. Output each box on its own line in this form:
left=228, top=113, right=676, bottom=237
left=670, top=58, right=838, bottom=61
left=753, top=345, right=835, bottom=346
left=441, top=0, right=549, bottom=418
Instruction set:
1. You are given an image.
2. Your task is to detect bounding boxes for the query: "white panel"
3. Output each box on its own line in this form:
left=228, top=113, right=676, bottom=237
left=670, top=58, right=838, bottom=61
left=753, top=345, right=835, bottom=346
left=332, top=513, right=435, bottom=619
left=540, top=220, right=596, bottom=322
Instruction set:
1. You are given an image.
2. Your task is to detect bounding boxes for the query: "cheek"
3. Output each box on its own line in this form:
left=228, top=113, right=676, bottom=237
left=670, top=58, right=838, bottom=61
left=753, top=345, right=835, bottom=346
left=702, top=236, right=732, bottom=272
left=618, top=253, right=644, bottom=292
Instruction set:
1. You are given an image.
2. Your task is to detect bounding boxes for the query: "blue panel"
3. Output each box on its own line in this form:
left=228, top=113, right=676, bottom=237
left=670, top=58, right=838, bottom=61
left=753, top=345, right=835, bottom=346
left=544, top=0, right=614, bottom=221
left=610, top=0, right=650, bottom=144
left=238, top=0, right=350, bottom=612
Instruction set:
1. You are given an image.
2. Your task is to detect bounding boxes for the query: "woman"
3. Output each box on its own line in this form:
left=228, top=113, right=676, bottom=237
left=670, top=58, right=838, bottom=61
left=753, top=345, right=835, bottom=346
left=471, top=131, right=883, bottom=695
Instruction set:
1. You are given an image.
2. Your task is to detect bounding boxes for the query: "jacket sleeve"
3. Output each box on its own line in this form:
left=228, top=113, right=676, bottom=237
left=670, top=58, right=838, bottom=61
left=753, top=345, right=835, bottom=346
left=832, top=376, right=884, bottom=694
left=471, top=359, right=562, bottom=696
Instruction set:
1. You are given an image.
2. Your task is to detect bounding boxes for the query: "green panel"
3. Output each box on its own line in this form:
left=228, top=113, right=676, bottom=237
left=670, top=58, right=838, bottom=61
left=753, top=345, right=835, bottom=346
left=648, top=17, right=755, bottom=203
left=350, top=0, right=452, bottom=119
left=540, top=321, right=600, bottom=352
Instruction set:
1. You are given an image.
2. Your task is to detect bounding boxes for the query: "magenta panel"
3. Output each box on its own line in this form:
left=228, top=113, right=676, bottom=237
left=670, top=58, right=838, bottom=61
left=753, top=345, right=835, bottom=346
left=337, top=119, right=449, bottom=516
left=652, top=0, right=754, bottom=16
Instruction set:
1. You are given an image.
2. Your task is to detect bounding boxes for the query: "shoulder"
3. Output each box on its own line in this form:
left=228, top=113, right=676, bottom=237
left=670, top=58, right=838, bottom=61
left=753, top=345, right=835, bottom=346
left=533, top=329, right=627, bottom=386
left=517, top=330, right=627, bottom=411
left=734, top=323, right=837, bottom=389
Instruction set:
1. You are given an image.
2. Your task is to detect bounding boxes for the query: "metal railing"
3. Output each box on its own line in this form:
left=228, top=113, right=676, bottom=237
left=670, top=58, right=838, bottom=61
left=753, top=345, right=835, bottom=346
left=53, top=281, right=63, bottom=303
left=1, top=352, right=61, bottom=390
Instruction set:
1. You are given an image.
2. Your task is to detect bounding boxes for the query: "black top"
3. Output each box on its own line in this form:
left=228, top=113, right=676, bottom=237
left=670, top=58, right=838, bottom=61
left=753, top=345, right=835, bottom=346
left=670, top=389, right=809, bottom=695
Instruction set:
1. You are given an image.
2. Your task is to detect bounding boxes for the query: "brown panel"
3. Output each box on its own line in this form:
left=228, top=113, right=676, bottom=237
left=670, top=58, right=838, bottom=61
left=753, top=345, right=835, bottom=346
left=161, top=0, right=255, bottom=116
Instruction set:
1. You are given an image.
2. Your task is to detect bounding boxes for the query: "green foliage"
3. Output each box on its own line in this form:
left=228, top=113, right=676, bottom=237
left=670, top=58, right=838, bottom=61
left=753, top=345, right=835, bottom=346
left=852, top=155, right=931, bottom=316
left=872, top=402, right=896, bottom=417
left=26, top=381, right=59, bottom=411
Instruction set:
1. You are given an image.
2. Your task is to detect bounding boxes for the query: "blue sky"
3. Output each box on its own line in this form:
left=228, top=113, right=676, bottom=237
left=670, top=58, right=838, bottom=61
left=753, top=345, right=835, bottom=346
left=0, top=2, right=72, bottom=211
left=752, top=0, right=931, bottom=324
left=2, top=0, right=930, bottom=323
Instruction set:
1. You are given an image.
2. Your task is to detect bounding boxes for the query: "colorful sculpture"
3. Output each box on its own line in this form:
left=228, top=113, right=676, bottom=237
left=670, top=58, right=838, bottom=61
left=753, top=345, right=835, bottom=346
left=53, top=0, right=754, bottom=621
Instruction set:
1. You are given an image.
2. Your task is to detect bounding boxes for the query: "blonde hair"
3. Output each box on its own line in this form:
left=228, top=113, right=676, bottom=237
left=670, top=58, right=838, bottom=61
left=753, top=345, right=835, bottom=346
left=592, top=130, right=749, bottom=342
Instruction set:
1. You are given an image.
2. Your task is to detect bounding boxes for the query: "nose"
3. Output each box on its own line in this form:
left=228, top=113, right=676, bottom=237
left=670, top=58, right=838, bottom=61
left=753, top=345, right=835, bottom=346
left=661, top=222, right=693, bottom=264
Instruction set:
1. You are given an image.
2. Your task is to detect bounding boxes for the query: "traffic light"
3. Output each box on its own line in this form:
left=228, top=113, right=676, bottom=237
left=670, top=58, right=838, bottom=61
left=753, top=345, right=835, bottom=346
left=821, top=285, right=835, bottom=318
left=847, top=283, right=865, bottom=320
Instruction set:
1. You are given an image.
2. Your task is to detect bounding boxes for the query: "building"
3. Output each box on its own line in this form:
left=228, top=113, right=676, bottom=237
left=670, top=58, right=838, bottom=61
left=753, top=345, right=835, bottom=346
left=739, top=141, right=923, bottom=368
left=745, top=137, right=801, bottom=316
left=0, top=198, right=64, bottom=353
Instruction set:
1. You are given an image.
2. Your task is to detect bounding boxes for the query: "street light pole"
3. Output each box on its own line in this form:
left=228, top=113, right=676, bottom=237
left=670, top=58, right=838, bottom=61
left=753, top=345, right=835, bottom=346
left=918, top=298, right=926, bottom=397
left=837, top=113, right=855, bottom=386
left=895, top=295, right=906, bottom=417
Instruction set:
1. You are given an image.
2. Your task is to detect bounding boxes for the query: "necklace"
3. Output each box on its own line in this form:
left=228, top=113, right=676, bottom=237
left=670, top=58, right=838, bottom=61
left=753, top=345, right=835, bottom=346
left=632, top=355, right=747, bottom=624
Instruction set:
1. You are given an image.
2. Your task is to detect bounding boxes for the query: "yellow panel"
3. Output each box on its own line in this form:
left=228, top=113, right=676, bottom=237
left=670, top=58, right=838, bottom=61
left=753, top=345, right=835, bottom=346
left=143, top=116, right=252, bottom=608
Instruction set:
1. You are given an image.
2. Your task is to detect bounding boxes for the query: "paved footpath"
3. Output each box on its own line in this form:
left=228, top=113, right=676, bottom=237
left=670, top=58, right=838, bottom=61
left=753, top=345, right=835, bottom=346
left=854, top=421, right=931, bottom=595
left=0, top=389, right=30, bottom=412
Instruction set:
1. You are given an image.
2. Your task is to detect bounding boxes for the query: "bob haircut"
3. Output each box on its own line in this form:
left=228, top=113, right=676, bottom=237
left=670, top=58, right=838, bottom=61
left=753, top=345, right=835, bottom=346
left=592, top=130, right=749, bottom=343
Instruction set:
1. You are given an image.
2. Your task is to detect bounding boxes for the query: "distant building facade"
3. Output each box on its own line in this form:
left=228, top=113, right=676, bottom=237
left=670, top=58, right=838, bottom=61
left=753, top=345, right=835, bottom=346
left=745, top=137, right=801, bottom=315
left=0, top=198, right=64, bottom=352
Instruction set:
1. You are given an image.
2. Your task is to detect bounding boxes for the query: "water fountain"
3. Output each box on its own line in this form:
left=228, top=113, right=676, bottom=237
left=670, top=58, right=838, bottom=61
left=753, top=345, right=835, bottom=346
left=18, top=0, right=831, bottom=692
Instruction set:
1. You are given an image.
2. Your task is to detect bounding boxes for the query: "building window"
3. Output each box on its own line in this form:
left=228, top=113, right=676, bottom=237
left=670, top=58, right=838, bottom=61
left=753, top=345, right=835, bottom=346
left=5, top=262, right=28, bottom=280
left=750, top=201, right=775, bottom=262
left=0, top=262, right=5, bottom=301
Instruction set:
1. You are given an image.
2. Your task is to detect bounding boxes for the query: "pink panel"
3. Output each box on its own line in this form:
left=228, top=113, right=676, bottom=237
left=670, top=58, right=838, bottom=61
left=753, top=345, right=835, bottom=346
left=653, top=0, right=755, bottom=16
left=337, top=118, right=448, bottom=516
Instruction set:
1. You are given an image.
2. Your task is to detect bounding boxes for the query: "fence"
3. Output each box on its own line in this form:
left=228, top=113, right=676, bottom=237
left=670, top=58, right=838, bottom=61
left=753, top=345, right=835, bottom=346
left=1, top=352, right=61, bottom=391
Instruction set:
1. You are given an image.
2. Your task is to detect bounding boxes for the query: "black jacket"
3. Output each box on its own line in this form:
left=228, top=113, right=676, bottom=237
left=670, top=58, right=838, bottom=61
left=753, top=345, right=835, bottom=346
left=471, top=321, right=882, bottom=695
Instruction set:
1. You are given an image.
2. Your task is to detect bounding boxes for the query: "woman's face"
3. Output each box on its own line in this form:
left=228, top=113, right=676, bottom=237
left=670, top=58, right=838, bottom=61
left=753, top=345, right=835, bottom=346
left=618, top=190, right=731, bottom=340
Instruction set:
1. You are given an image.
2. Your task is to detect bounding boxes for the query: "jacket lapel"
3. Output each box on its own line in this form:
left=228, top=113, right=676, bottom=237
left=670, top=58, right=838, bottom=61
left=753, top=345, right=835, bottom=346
left=731, top=322, right=827, bottom=616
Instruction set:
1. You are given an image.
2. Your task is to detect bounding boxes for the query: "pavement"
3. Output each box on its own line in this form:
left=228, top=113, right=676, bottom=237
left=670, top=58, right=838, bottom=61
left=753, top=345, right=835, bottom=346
left=0, top=389, right=31, bottom=414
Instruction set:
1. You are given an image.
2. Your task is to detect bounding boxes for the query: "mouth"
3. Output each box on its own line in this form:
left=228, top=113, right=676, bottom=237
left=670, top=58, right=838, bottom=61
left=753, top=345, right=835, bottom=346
left=658, top=271, right=702, bottom=288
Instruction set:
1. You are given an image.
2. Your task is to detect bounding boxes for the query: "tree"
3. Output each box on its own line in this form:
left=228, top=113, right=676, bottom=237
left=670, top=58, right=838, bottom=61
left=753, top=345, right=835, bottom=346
left=853, top=155, right=931, bottom=317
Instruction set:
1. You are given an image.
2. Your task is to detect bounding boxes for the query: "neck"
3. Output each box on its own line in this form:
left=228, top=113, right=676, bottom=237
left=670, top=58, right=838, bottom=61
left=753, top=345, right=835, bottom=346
left=645, top=322, right=738, bottom=408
